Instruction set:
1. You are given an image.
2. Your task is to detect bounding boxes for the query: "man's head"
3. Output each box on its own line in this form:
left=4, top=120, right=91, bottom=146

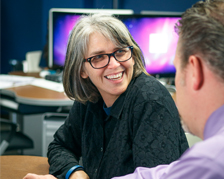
left=174, top=0, right=224, bottom=138
left=175, top=0, right=224, bottom=81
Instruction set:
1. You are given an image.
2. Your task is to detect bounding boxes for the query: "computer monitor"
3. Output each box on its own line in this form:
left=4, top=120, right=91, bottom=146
left=119, top=13, right=181, bottom=77
left=48, top=8, right=134, bottom=70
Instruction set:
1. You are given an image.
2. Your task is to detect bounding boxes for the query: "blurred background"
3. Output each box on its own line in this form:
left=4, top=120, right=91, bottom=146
left=1, top=0, right=198, bottom=74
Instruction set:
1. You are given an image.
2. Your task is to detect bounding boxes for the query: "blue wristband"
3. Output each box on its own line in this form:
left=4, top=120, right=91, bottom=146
left=65, top=165, right=84, bottom=179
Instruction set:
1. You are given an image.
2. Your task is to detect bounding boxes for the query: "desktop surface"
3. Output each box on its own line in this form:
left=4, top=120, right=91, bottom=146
left=0, top=73, right=73, bottom=114
left=0, top=155, right=49, bottom=179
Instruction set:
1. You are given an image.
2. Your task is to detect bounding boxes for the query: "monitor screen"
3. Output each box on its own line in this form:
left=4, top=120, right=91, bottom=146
left=49, top=9, right=181, bottom=77
left=51, top=13, right=80, bottom=68
left=48, top=8, right=134, bottom=69
left=119, top=14, right=181, bottom=77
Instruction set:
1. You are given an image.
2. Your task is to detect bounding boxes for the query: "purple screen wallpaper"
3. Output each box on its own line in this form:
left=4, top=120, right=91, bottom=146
left=123, top=17, right=180, bottom=75
left=53, top=13, right=180, bottom=75
left=53, top=14, right=81, bottom=66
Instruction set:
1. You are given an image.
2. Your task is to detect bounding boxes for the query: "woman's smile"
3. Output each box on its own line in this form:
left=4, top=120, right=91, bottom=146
left=105, top=71, right=123, bottom=80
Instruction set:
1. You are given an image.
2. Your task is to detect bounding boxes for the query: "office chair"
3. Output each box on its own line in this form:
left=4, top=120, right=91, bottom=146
left=0, top=118, right=34, bottom=155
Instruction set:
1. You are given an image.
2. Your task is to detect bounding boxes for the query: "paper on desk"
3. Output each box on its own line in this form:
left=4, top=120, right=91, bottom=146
left=0, top=75, right=35, bottom=89
left=31, top=78, right=64, bottom=92
left=0, top=75, right=64, bottom=92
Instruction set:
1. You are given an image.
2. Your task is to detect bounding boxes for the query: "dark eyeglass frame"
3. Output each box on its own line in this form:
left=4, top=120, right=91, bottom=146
left=83, top=46, right=134, bottom=69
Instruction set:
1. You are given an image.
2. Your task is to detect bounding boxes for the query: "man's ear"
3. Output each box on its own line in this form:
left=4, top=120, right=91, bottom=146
left=188, top=55, right=204, bottom=90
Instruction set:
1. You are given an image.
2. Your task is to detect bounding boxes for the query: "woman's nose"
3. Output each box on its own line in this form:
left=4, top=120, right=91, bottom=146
left=107, top=55, right=120, bottom=68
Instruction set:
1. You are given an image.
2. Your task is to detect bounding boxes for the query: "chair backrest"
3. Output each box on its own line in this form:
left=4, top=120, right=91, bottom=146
left=0, top=119, right=17, bottom=155
left=0, top=118, right=34, bottom=155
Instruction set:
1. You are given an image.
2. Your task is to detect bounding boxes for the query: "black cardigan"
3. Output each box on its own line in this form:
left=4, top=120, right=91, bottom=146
left=48, top=73, right=189, bottom=179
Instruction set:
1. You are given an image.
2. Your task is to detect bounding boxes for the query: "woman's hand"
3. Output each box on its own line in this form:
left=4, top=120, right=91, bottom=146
left=70, top=170, right=90, bottom=179
left=23, top=173, right=56, bottom=179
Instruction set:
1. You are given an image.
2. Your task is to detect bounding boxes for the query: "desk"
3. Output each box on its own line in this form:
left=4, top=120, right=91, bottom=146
left=0, top=84, right=73, bottom=156
left=0, top=85, right=73, bottom=110
left=0, top=155, right=49, bottom=179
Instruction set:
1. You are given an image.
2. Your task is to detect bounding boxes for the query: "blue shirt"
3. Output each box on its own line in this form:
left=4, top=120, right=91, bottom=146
left=112, top=104, right=224, bottom=179
left=103, top=102, right=111, bottom=116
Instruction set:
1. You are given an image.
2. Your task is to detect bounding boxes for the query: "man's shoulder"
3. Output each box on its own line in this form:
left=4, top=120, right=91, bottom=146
left=183, top=134, right=224, bottom=162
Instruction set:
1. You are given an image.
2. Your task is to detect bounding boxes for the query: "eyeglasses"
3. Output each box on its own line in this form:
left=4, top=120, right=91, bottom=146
left=84, top=46, right=133, bottom=69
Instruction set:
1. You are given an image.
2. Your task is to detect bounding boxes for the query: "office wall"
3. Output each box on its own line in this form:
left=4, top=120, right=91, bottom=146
left=1, top=0, right=197, bottom=74
left=1, top=0, right=42, bottom=74
left=124, top=0, right=198, bottom=13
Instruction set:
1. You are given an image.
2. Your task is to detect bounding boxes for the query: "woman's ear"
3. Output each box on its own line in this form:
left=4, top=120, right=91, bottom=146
left=81, top=70, right=89, bottom=79
left=81, top=65, right=89, bottom=79
left=189, top=55, right=204, bottom=90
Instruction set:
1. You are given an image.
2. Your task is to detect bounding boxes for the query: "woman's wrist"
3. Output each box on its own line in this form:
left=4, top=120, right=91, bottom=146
left=65, top=165, right=84, bottom=179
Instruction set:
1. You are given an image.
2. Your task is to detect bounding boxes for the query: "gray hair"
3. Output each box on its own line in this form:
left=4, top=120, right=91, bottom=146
left=175, top=0, right=224, bottom=81
left=63, top=13, right=147, bottom=104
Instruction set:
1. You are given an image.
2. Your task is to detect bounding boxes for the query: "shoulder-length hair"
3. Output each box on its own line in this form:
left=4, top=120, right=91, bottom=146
left=63, top=13, right=148, bottom=104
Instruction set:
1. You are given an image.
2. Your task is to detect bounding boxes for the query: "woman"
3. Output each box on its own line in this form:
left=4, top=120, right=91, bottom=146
left=24, top=13, right=188, bottom=179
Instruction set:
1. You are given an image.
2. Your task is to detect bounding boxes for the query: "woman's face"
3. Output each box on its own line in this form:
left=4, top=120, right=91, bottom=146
left=81, top=32, right=135, bottom=107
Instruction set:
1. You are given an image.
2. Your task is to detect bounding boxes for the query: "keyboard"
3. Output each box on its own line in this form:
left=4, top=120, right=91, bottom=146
left=45, top=73, right=63, bottom=83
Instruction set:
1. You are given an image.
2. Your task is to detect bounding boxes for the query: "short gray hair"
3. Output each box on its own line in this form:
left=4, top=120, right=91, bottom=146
left=175, top=0, right=224, bottom=81
left=63, top=13, right=147, bottom=104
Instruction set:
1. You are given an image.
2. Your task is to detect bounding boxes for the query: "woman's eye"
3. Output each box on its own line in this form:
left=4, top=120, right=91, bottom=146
left=117, top=50, right=125, bottom=53
left=92, top=55, right=104, bottom=62
left=116, top=49, right=126, bottom=56
left=95, top=55, right=103, bottom=59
